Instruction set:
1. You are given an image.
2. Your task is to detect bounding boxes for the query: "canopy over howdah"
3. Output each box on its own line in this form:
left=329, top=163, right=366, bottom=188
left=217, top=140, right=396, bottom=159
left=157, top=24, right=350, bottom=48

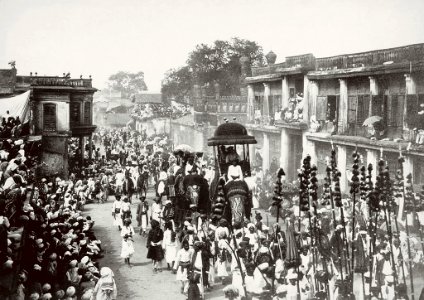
left=208, top=122, right=257, bottom=146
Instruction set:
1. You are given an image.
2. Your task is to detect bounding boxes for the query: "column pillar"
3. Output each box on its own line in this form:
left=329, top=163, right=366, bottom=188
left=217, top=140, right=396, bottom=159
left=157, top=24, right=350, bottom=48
left=280, top=129, right=290, bottom=173
left=338, top=79, right=348, bottom=134
left=302, top=132, right=317, bottom=166
left=262, top=133, right=270, bottom=172
left=88, top=135, right=93, bottom=161
left=263, top=83, right=270, bottom=120
left=336, top=145, right=348, bottom=193
left=397, top=155, right=414, bottom=222
left=302, top=75, right=309, bottom=123
left=403, top=155, right=414, bottom=179
left=79, top=136, right=84, bottom=167
left=369, top=76, right=379, bottom=95
left=247, top=84, right=255, bottom=123
left=247, top=130, right=256, bottom=167
left=405, top=74, right=417, bottom=94
left=309, top=80, right=319, bottom=120
left=366, top=149, right=378, bottom=182
left=282, top=76, right=289, bottom=109
left=369, top=76, right=380, bottom=116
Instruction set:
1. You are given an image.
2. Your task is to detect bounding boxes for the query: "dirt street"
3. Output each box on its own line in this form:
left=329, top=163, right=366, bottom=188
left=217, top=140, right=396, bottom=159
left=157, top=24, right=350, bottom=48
left=85, top=190, right=225, bottom=300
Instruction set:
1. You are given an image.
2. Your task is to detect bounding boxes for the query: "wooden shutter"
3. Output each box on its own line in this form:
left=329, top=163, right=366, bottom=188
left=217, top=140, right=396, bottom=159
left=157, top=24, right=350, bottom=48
left=348, top=96, right=357, bottom=124
left=43, top=103, right=56, bottom=132
left=268, top=95, right=274, bottom=116
left=371, top=95, right=383, bottom=116
left=70, top=102, right=81, bottom=125
left=84, top=102, right=91, bottom=125
left=389, top=95, right=404, bottom=128
left=406, top=94, right=418, bottom=128
left=316, top=96, right=327, bottom=121
left=357, top=95, right=370, bottom=125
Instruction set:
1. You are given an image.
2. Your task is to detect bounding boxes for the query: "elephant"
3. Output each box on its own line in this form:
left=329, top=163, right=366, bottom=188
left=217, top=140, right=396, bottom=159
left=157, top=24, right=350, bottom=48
left=211, top=176, right=252, bottom=224
left=173, top=172, right=210, bottom=226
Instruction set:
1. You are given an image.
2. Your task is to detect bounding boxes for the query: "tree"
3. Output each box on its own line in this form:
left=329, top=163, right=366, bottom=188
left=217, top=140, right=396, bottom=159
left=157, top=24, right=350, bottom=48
left=107, top=71, right=148, bottom=98
left=161, top=66, right=192, bottom=103
left=161, top=37, right=264, bottom=98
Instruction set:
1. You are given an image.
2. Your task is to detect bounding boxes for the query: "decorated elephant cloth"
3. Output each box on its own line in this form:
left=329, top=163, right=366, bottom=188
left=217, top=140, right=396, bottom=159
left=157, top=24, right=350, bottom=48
left=223, top=180, right=251, bottom=223
left=182, top=174, right=210, bottom=213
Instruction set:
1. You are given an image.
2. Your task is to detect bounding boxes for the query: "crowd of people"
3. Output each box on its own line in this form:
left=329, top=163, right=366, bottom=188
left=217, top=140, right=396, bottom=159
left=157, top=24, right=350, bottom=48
left=0, top=133, right=119, bottom=299
left=85, top=125, right=424, bottom=300
left=0, top=112, right=30, bottom=139
left=130, top=102, right=191, bottom=122
left=3, top=121, right=424, bottom=300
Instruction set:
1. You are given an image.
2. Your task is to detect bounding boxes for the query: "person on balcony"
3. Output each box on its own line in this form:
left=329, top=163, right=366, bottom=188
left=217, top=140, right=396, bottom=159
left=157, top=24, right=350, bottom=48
left=255, top=109, right=262, bottom=124
left=274, top=106, right=282, bottom=123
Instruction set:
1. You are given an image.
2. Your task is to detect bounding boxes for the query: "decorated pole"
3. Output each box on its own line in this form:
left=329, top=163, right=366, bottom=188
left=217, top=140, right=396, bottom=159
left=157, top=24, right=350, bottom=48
left=298, top=156, right=311, bottom=300
left=272, top=168, right=286, bottom=225
left=271, top=168, right=286, bottom=295
left=366, top=163, right=378, bottom=297
left=393, top=162, right=407, bottom=286
left=349, top=151, right=360, bottom=294
left=309, top=163, right=319, bottom=290
left=330, top=147, right=351, bottom=284
left=404, top=172, right=417, bottom=300
left=398, top=155, right=414, bottom=300
left=376, top=158, right=398, bottom=292
left=357, top=164, right=369, bottom=300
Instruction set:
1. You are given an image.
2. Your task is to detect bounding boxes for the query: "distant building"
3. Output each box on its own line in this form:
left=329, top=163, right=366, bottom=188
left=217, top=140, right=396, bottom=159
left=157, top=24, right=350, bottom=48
left=0, top=67, right=97, bottom=178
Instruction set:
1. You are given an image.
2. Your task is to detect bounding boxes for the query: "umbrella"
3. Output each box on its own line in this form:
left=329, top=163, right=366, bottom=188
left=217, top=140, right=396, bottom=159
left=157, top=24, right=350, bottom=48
left=174, top=144, right=194, bottom=153
left=362, top=116, right=382, bottom=126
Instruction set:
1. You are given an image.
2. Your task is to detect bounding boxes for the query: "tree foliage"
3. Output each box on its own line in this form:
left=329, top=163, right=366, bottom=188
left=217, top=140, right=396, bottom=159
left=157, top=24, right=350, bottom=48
left=161, top=66, right=192, bottom=103
left=161, top=37, right=264, bottom=100
left=107, top=71, right=148, bottom=98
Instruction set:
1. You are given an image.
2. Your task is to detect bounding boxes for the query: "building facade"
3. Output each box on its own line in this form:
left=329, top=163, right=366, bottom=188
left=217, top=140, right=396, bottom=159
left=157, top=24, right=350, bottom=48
left=245, top=43, right=424, bottom=192
left=0, top=67, right=97, bottom=178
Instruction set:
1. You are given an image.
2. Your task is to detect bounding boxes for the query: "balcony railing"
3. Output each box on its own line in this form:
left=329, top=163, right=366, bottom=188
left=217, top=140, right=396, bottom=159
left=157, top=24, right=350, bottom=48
left=252, top=63, right=285, bottom=76
left=251, top=54, right=315, bottom=77
left=16, top=76, right=93, bottom=88
left=316, top=43, right=424, bottom=71
left=285, top=53, right=315, bottom=68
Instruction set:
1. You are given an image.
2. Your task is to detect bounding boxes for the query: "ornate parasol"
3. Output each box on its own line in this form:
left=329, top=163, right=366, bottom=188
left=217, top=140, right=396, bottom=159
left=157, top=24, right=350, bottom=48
left=174, top=144, right=194, bottom=153
left=362, top=115, right=382, bottom=126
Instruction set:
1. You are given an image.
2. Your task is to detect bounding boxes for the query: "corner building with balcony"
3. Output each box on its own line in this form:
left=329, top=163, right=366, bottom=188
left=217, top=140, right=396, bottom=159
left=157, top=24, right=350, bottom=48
left=244, top=44, right=424, bottom=191
left=0, top=67, right=97, bottom=178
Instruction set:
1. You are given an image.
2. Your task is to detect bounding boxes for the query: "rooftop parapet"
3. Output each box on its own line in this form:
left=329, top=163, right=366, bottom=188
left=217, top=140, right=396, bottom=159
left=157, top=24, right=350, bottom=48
left=315, top=43, right=424, bottom=71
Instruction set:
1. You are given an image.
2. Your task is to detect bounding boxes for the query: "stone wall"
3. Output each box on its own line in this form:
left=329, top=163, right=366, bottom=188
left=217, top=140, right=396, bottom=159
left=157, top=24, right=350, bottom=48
left=38, top=136, right=68, bottom=178
left=135, top=118, right=170, bottom=136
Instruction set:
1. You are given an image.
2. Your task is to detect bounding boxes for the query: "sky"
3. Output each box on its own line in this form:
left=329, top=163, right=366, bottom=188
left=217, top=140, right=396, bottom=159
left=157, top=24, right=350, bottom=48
left=0, top=0, right=423, bottom=92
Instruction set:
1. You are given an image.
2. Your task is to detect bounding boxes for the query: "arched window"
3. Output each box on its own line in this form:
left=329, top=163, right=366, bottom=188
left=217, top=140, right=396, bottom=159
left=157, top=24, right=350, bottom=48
left=43, top=103, right=56, bottom=132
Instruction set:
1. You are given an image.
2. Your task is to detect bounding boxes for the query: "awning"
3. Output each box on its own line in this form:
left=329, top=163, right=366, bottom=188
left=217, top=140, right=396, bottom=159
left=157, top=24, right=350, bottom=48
left=0, top=91, right=30, bottom=122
